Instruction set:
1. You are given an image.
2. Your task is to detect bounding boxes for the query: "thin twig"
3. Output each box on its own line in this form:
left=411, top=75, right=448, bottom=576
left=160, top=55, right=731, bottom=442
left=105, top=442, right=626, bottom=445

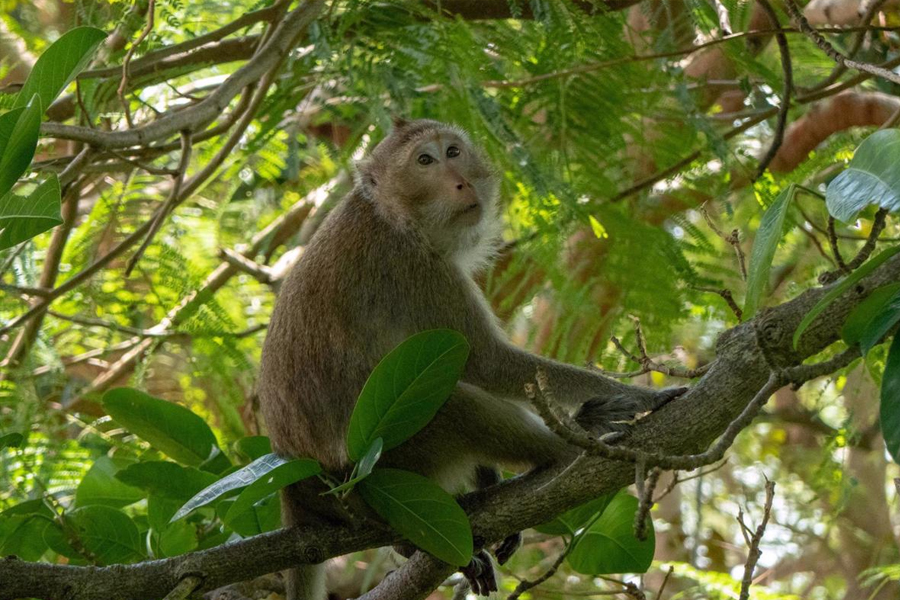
left=738, top=480, right=776, bottom=600
left=784, top=0, right=900, bottom=86
left=692, top=286, right=743, bottom=321
left=711, top=0, right=732, bottom=34
left=656, top=566, right=674, bottom=599
left=125, top=130, right=193, bottom=276
left=162, top=575, right=203, bottom=600
left=701, top=204, right=747, bottom=281
left=653, top=460, right=729, bottom=503
left=118, top=0, right=156, bottom=128
left=634, top=467, right=660, bottom=541
left=754, top=0, right=793, bottom=181
left=507, top=544, right=575, bottom=600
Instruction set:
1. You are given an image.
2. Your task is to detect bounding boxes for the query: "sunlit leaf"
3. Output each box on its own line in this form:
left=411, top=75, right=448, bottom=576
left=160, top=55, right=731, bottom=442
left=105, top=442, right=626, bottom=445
left=76, top=456, right=144, bottom=508
left=826, top=130, right=900, bottom=222
left=116, top=461, right=218, bottom=503
left=744, top=184, right=795, bottom=318
left=69, top=505, right=145, bottom=565
left=224, top=458, right=321, bottom=524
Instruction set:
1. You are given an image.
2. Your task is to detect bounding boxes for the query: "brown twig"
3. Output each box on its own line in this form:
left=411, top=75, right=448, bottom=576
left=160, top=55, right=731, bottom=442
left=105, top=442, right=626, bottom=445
left=653, top=460, right=729, bottom=503
left=692, top=286, right=743, bottom=321
left=118, top=0, right=157, bottom=128
left=507, top=544, right=574, bottom=600
left=163, top=575, right=203, bottom=600
left=125, top=130, right=193, bottom=276
left=753, top=0, right=793, bottom=181
left=633, top=466, right=660, bottom=541
left=737, top=480, right=776, bottom=600
left=818, top=208, right=888, bottom=284
left=701, top=204, right=748, bottom=281
left=784, top=0, right=900, bottom=86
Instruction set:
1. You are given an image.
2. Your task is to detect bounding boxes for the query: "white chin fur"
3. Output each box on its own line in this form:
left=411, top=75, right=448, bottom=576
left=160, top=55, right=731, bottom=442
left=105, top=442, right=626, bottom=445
left=452, top=208, right=503, bottom=277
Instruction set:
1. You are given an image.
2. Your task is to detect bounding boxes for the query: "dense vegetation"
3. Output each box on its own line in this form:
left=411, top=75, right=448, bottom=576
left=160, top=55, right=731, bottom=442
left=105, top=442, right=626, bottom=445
left=1, top=1, right=900, bottom=599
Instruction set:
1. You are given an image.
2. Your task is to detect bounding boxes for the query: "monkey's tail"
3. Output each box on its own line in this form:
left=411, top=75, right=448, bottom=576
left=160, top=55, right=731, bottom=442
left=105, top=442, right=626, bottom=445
left=286, top=563, right=326, bottom=600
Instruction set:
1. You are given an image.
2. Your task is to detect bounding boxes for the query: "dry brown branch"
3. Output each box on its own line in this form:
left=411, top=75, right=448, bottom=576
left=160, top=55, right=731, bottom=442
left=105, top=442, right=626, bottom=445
left=754, top=0, right=793, bottom=181
left=738, top=480, right=776, bottom=600
left=701, top=204, right=748, bottom=280
left=692, top=286, right=744, bottom=321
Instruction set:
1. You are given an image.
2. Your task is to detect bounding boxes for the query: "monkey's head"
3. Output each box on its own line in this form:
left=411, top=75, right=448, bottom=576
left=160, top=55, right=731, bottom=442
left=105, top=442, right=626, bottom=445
left=357, top=118, right=501, bottom=271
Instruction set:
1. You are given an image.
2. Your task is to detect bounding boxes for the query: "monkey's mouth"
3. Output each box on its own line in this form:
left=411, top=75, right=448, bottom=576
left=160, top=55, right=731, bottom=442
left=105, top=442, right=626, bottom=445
left=456, top=202, right=483, bottom=224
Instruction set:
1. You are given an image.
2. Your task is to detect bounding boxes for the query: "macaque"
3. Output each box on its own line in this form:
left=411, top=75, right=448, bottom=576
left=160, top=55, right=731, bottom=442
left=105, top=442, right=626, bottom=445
left=258, top=118, right=684, bottom=599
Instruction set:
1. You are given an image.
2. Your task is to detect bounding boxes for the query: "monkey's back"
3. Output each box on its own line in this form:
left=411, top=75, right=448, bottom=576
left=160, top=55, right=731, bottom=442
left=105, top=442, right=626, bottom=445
left=258, top=189, right=424, bottom=472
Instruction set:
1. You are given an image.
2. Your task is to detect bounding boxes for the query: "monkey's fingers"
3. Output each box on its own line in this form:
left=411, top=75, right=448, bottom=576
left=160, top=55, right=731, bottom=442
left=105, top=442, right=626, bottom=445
left=460, top=550, right=498, bottom=596
left=494, top=532, right=522, bottom=565
left=650, top=386, right=689, bottom=411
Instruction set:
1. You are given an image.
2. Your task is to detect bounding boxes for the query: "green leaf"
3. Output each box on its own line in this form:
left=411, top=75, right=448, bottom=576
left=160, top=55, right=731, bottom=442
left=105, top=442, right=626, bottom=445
left=567, top=492, right=655, bottom=575
left=794, top=245, right=900, bottom=349
left=842, top=283, right=900, bottom=346
left=103, top=388, right=220, bottom=467
left=358, top=468, right=473, bottom=567
left=535, top=493, right=614, bottom=537
left=0, top=94, right=42, bottom=198
left=76, top=456, right=145, bottom=508
left=234, top=436, right=272, bottom=461
left=0, top=515, right=49, bottom=561
left=150, top=518, right=197, bottom=558
left=744, top=185, right=795, bottom=318
left=116, top=461, right=218, bottom=502
left=826, top=129, right=900, bottom=222
left=0, top=432, right=24, bottom=450
left=224, top=459, right=321, bottom=524
left=860, top=288, right=900, bottom=355
left=881, top=335, right=900, bottom=464
left=325, top=437, right=383, bottom=496
left=347, top=329, right=469, bottom=461
left=217, top=495, right=281, bottom=536
left=69, top=505, right=145, bottom=565
left=171, top=453, right=318, bottom=522
left=0, top=174, right=62, bottom=250
left=14, top=27, right=106, bottom=112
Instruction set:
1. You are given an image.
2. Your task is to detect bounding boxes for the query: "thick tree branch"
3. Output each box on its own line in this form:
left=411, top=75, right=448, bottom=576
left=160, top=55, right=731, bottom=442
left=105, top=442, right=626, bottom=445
left=3, top=247, right=898, bottom=600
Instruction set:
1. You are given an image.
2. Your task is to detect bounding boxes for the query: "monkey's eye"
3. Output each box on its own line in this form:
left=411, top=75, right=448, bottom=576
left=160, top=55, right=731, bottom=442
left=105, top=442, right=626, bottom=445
left=417, top=154, right=434, bottom=165
left=446, top=145, right=460, bottom=158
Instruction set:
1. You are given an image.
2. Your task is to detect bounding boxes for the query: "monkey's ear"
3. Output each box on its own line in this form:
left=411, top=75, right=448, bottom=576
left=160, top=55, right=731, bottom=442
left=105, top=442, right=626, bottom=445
left=390, top=115, right=409, bottom=129
left=355, top=158, right=377, bottom=188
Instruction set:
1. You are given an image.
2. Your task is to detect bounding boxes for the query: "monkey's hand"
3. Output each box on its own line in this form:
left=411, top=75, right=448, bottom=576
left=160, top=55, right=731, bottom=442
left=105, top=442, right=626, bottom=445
left=460, top=549, right=498, bottom=596
left=494, top=531, right=522, bottom=565
left=575, top=386, right=688, bottom=436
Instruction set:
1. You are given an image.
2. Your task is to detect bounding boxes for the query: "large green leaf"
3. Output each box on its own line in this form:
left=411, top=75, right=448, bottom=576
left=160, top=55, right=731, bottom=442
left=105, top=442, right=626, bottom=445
left=171, top=453, right=318, bottom=522
left=0, top=174, right=62, bottom=250
left=744, top=185, right=795, bottom=318
left=0, top=94, right=42, bottom=198
left=103, top=388, right=220, bottom=466
left=14, top=27, right=106, bottom=112
left=535, top=493, right=615, bottom=537
left=794, top=245, right=900, bottom=349
left=116, top=461, right=218, bottom=502
left=217, top=494, right=281, bottom=536
left=0, top=514, right=49, bottom=561
left=224, top=458, right=321, bottom=524
left=881, top=335, right=900, bottom=464
left=842, top=283, right=900, bottom=346
left=567, top=492, right=655, bottom=575
left=69, top=505, right=145, bottom=565
left=0, top=432, right=24, bottom=450
left=358, top=468, right=472, bottom=567
left=347, top=329, right=469, bottom=461
left=76, top=456, right=144, bottom=508
left=826, top=130, right=900, bottom=222
left=860, top=288, right=900, bottom=355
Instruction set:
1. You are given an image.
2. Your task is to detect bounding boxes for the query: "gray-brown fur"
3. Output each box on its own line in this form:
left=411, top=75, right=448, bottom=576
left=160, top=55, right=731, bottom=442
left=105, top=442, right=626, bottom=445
left=257, top=119, right=683, bottom=599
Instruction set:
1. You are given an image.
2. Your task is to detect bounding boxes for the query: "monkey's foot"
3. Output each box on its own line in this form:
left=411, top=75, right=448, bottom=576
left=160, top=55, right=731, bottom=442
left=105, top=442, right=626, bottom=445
left=576, top=386, right=689, bottom=436
left=494, top=532, right=522, bottom=565
left=460, top=549, right=497, bottom=596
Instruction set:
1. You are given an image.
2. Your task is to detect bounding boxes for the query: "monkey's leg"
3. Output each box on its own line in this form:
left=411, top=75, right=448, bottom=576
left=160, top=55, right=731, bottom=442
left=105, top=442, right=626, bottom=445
left=474, top=466, right=521, bottom=565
